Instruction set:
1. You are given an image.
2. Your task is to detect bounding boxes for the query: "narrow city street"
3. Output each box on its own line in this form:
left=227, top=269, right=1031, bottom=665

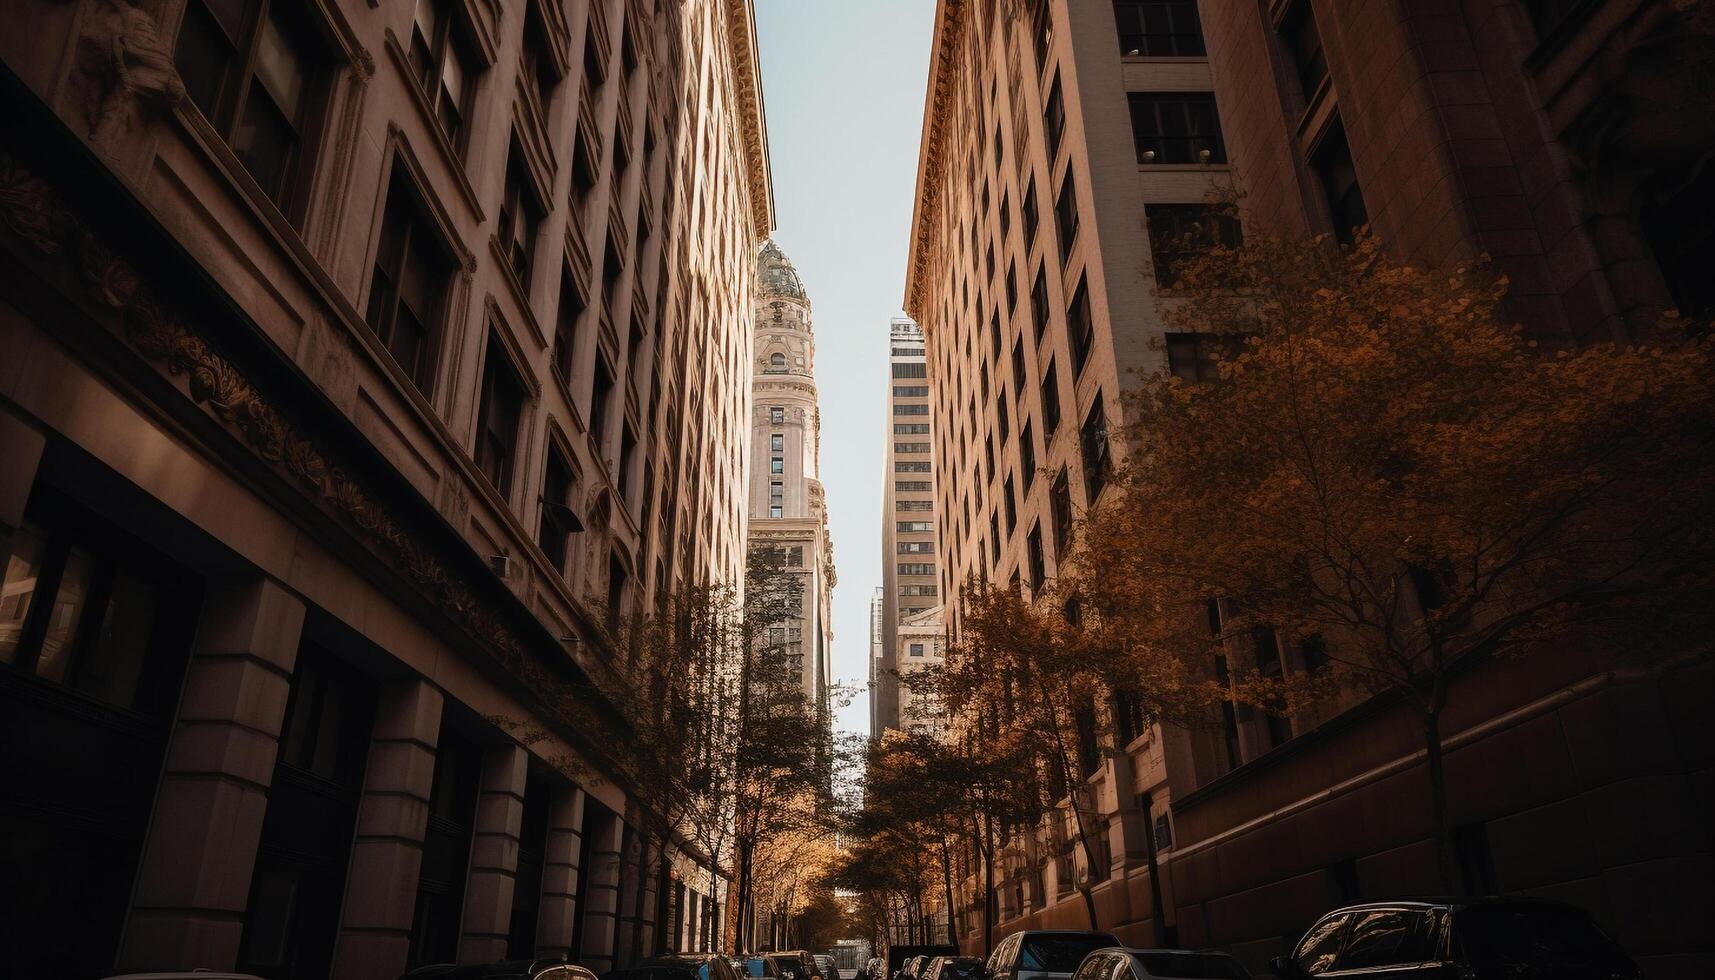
left=0, top=0, right=1711, bottom=979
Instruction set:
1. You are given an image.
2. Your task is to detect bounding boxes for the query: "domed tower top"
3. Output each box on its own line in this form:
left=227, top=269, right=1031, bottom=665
left=757, top=239, right=809, bottom=304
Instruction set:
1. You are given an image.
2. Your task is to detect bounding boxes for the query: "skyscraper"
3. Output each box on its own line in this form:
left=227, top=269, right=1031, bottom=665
left=748, top=241, right=837, bottom=717
left=876, top=317, right=938, bottom=735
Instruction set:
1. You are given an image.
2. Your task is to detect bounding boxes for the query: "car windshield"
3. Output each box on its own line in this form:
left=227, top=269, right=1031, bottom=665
left=941, top=961, right=984, bottom=980
left=775, top=957, right=807, bottom=976
left=1020, top=936, right=1119, bottom=972
left=1455, top=904, right=1626, bottom=967
left=1133, top=952, right=1248, bottom=979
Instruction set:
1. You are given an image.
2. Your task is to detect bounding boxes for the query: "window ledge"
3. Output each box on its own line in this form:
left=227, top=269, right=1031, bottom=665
left=1135, top=163, right=1233, bottom=173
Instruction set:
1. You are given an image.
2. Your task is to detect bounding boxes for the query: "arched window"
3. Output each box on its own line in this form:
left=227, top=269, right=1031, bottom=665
left=765, top=352, right=787, bottom=374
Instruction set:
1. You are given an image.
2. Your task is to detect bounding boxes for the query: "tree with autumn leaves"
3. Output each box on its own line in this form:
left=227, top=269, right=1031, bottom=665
left=932, top=221, right=1715, bottom=919
left=1072, top=227, right=1715, bottom=891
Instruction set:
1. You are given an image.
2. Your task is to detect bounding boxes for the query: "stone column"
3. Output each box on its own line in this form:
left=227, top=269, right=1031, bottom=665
left=459, top=743, right=528, bottom=962
left=579, top=810, right=626, bottom=972
left=536, top=785, right=586, bottom=957
left=614, top=825, right=642, bottom=965
left=119, top=578, right=306, bottom=970
left=332, top=679, right=444, bottom=980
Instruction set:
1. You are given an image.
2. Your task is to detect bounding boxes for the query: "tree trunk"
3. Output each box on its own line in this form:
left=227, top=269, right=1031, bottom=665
left=938, top=836, right=959, bottom=950
left=977, top=816, right=995, bottom=954
left=1139, top=792, right=1173, bottom=947
left=736, top=840, right=753, bottom=953
left=1423, top=707, right=1459, bottom=893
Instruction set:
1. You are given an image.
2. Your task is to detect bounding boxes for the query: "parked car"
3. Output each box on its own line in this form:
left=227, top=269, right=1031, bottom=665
left=1268, top=898, right=1640, bottom=979
left=923, top=955, right=986, bottom=980
left=106, top=975, right=266, bottom=980
left=1071, top=947, right=1248, bottom=980
left=760, top=952, right=813, bottom=980
left=903, top=956, right=930, bottom=980
left=401, top=962, right=600, bottom=980
left=985, top=930, right=1121, bottom=980
left=814, top=954, right=838, bottom=980
left=888, top=945, right=959, bottom=980
left=605, top=954, right=744, bottom=980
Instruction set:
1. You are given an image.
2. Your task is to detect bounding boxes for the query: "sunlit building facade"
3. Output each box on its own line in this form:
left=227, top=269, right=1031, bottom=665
left=876, top=316, right=938, bottom=735
left=0, top=0, right=770, bottom=974
left=747, top=240, right=836, bottom=717
left=908, top=0, right=1711, bottom=975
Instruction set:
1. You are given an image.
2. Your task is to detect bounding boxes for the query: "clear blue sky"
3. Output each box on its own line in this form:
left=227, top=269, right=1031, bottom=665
left=754, top=0, right=935, bottom=739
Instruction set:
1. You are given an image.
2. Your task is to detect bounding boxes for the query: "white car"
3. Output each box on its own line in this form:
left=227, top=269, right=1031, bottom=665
left=1071, top=947, right=1249, bottom=980
left=986, top=931, right=1121, bottom=980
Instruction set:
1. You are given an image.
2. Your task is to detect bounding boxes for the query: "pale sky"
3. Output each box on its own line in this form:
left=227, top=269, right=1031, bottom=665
left=754, top=0, right=936, bottom=738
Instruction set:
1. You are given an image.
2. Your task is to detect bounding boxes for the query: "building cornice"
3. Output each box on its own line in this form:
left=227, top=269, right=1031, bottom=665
left=903, top=0, right=969, bottom=324
left=724, top=0, right=776, bottom=237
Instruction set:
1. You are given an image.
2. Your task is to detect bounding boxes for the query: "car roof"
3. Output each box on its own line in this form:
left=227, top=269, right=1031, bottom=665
left=1320, top=896, right=1580, bottom=914
left=1015, top=930, right=1120, bottom=937
left=404, top=963, right=581, bottom=979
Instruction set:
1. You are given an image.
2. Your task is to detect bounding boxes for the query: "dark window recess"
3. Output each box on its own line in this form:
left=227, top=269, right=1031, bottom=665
left=1280, top=1, right=1328, bottom=104
left=1006, top=260, right=1020, bottom=314
left=1312, top=118, right=1368, bottom=244
left=1040, top=359, right=1061, bottom=436
left=1079, top=391, right=1111, bottom=503
left=554, top=273, right=584, bottom=381
left=366, top=170, right=453, bottom=395
left=0, top=496, right=200, bottom=979
left=1050, top=468, right=1073, bottom=554
left=539, top=443, right=578, bottom=572
left=1253, top=626, right=1291, bottom=750
left=1030, top=265, right=1050, bottom=344
left=1004, top=475, right=1018, bottom=535
left=499, top=144, right=543, bottom=290
left=475, top=338, right=526, bottom=496
left=407, top=0, right=478, bottom=150
left=607, top=552, right=629, bottom=620
left=240, top=646, right=374, bottom=980
left=619, top=424, right=637, bottom=500
left=1524, top=0, right=1595, bottom=43
left=410, top=725, right=483, bottom=966
left=174, top=0, right=329, bottom=217
left=1027, top=524, right=1047, bottom=592
left=1164, top=332, right=1245, bottom=383
left=1055, top=174, right=1079, bottom=265
left=1044, top=74, right=1067, bottom=162
left=1145, top=203, right=1242, bottom=287
left=590, top=355, right=615, bottom=451
left=1128, top=93, right=1228, bottom=164
left=1213, top=654, right=1242, bottom=770
left=519, top=8, right=561, bottom=115
left=1023, top=179, right=1041, bottom=249
left=1030, top=0, right=1054, bottom=72
left=1639, top=161, right=1715, bottom=322
left=507, top=772, right=553, bottom=957
left=1068, top=277, right=1095, bottom=377
left=1019, top=421, right=1036, bottom=491
left=1113, top=1, right=1206, bottom=57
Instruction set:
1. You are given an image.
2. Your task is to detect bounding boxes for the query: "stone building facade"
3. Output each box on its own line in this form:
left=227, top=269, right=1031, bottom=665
left=905, top=1, right=1711, bottom=977
left=0, top=0, right=771, bottom=975
left=747, top=240, right=836, bottom=718
left=876, top=316, right=938, bottom=735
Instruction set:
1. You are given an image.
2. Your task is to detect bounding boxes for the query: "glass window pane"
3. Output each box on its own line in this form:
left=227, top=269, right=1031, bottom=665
left=75, top=568, right=156, bottom=707
left=254, top=11, right=308, bottom=120
left=34, top=547, right=97, bottom=684
left=233, top=80, right=297, bottom=202
left=0, top=525, right=46, bottom=664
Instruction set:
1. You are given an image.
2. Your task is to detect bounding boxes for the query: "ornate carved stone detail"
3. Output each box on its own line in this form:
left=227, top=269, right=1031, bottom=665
left=906, top=0, right=970, bottom=321
left=722, top=0, right=773, bottom=235
left=0, top=148, right=553, bottom=689
left=70, top=0, right=186, bottom=146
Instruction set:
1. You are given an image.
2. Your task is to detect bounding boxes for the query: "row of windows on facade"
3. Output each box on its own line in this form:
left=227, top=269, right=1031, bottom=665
left=173, top=0, right=695, bottom=606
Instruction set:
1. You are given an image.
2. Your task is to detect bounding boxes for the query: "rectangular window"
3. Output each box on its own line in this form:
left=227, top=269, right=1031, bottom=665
left=895, top=461, right=932, bottom=473
left=897, top=521, right=934, bottom=533
left=897, top=500, right=934, bottom=511
left=1023, top=179, right=1040, bottom=250
left=553, top=273, right=583, bottom=382
left=896, top=481, right=933, bottom=492
left=1029, top=265, right=1050, bottom=345
left=771, top=434, right=784, bottom=451
left=1027, top=524, right=1046, bottom=592
left=406, top=0, right=478, bottom=151
left=617, top=424, right=636, bottom=500
left=1040, top=359, right=1062, bottom=436
left=475, top=337, right=526, bottom=496
left=1003, top=475, right=1018, bottom=535
left=589, top=355, right=615, bottom=451
left=1128, top=93, right=1228, bottom=164
left=897, top=542, right=936, bottom=554
left=1164, top=332, right=1245, bottom=382
left=770, top=406, right=786, bottom=424
left=1068, top=277, right=1095, bottom=377
left=1044, top=72, right=1066, bottom=161
left=893, top=363, right=929, bottom=379
left=1114, top=1, right=1206, bottom=56
left=909, top=642, right=927, bottom=657
left=1146, top=203, right=1243, bottom=286
left=1050, top=467, right=1073, bottom=553
left=894, top=386, right=929, bottom=397
left=895, top=442, right=931, bottom=453
left=1080, top=393, right=1112, bottom=504
left=1281, top=0, right=1328, bottom=102
left=770, top=458, right=784, bottom=474
left=997, top=396, right=1010, bottom=444
left=499, top=142, right=543, bottom=289
left=1312, top=118, right=1368, bottom=244
left=175, top=0, right=329, bottom=217
left=366, top=170, right=452, bottom=394
left=894, top=424, right=931, bottom=435
left=538, top=443, right=577, bottom=572
left=901, top=584, right=939, bottom=597
left=1019, top=421, right=1036, bottom=491
left=410, top=724, right=481, bottom=965
left=894, top=404, right=930, bottom=416
left=898, top=563, right=937, bottom=576
left=1054, top=173, right=1079, bottom=265
left=519, top=6, right=561, bottom=115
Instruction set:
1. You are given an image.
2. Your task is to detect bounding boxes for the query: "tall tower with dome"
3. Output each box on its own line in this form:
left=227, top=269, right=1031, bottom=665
left=748, top=240, right=837, bottom=725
